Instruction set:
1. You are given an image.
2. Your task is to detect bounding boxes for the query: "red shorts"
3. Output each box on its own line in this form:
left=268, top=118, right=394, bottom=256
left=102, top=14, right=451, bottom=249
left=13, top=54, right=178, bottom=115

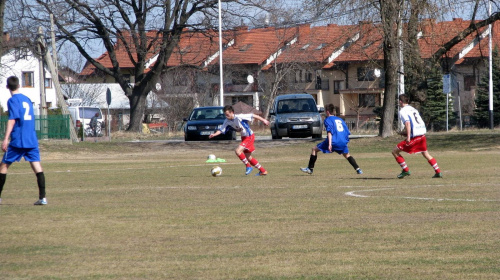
left=397, top=135, right=427, bottom=154
left=240, top=134, right=255, bottom=153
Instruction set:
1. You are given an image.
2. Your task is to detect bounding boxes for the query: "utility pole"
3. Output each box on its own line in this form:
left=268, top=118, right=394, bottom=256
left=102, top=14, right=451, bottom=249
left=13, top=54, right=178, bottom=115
left=37, top=27, right=48, bottom=139
left=37, top=27, right=79, bottom=142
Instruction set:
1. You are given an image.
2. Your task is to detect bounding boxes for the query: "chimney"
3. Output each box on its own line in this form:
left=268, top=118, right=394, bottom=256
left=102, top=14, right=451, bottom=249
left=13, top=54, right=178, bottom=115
left=3, top=32, right=10, bottom=42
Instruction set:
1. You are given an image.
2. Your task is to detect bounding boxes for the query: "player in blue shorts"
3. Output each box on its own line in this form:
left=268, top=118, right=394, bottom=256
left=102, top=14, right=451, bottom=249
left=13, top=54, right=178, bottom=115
left=300, top=104, right=362, bottom=175
left=0, top=76, right=47, bottom=205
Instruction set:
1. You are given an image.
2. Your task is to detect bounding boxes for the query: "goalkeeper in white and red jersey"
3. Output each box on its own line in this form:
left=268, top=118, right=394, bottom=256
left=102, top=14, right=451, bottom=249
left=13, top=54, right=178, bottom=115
left=209, top=105, right=270, bottom=176
left=392, top=94, right=442, bottom=179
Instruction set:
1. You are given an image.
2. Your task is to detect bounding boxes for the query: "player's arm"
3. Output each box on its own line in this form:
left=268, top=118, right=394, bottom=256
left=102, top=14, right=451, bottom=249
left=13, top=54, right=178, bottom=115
left=252, top=114, right=270, bottom=126
left=404, top=121, right=411, bottom=142
left=209, top=130, right=222, bottom=139
left=327, top=131, right=332, bottom=152
left=2, top=119, right=15, bottom=152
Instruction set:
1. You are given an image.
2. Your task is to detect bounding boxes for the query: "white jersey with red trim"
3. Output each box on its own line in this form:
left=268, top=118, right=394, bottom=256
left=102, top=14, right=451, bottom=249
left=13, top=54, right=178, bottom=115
left=399, top=105, right=426, bottom=137
left=219, top=113, right=254, bottom=137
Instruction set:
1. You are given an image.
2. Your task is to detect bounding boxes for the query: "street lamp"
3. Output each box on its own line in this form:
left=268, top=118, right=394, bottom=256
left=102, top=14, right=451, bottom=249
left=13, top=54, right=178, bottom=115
left=218, top=0, right=224, bottom=106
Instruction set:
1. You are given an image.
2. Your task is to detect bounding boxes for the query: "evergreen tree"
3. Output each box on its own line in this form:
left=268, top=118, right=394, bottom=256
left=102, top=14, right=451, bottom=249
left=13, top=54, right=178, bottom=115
left=422, top=66, right=450, bottom=131
left=474, top=48, right=500, bottom=127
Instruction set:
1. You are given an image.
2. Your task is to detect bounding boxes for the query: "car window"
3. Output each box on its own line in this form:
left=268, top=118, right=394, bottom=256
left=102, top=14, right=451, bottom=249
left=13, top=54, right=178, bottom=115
left=190, top=108, right=224, bottom=120
left=79, top=108, right=101, bottom=119
left=277, top=99, right=318, bottom=113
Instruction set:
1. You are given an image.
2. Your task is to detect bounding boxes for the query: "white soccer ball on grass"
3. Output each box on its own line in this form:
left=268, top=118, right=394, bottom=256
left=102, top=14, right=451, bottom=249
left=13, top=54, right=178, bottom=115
left=211, top=166, right=222, bottom=177
left=207, top=154, right=216, bottom=160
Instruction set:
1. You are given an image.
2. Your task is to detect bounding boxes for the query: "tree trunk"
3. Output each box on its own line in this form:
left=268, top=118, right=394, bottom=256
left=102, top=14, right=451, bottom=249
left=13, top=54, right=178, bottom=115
left=127, top=88, right=149, bottom=132
left=379, top=0, right=401, bottom=137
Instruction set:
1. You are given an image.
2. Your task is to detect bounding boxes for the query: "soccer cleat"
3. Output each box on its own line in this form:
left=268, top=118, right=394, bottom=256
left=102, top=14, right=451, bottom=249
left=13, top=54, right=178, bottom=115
left=300, top=167, right=313, bottom=174
left=34, top=198, right=47, bottom=205
left=397, top=171, right=411, bottom=179
left=356, top=168, right=363, bottom=174
left=432, top=172, right=443, bottom=178
left=245, top=167, right=253, bottom=175
left=255, top=171, right=268, bottom=176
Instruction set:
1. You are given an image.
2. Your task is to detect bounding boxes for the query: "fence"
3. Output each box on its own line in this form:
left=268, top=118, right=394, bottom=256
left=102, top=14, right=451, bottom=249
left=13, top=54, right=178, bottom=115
left=0, top=115, right=71, bottom=140
left=345, top=120, right=379, bottom=131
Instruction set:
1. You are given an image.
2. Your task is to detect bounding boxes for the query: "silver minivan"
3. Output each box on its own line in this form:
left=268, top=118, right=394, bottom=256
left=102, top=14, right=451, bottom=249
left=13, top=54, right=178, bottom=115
left=68, top=106, right=104, bottom=136
left=269, top=93, right=324, bottom=139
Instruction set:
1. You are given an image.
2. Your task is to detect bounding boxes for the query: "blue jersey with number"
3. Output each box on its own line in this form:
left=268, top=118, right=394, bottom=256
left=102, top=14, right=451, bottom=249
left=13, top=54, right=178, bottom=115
left=7, top=94, right=38, bottom=148
left=324, top=115, right=350, bottom=148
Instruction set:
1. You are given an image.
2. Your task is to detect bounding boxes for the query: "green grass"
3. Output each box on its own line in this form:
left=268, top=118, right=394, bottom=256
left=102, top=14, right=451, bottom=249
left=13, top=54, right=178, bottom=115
left=1, top=132, right=499, bottom=279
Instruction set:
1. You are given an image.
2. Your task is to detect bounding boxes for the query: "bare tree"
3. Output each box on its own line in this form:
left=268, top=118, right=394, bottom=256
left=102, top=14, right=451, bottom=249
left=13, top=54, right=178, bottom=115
left=302, top=0, right=500, bottom=137
left=14, top=0, right=255, bottom=132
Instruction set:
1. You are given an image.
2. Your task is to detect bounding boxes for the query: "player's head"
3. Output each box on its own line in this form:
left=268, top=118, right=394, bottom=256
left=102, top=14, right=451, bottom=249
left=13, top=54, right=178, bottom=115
left=325, top=104, right=336, bottom=115
left=6, top=76, right=20, bottom=92
left=399, top=94, right=410, bottom=105
left=223, top=105, right=235, bottom=120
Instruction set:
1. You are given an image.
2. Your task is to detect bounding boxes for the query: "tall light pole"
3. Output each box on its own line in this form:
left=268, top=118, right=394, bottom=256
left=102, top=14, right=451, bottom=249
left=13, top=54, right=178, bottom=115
left=218, top=0, right=224, bottom=106
left=489, top=0, right=494, bottom=129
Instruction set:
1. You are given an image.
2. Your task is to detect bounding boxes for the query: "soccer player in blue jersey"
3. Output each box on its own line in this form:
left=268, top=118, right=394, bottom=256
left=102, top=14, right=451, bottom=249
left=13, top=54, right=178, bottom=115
left=0, top=76, right=47, bottom=205
left=209, top=105, right=270, bottom=176
left=300, top=104, right=362, bottom=175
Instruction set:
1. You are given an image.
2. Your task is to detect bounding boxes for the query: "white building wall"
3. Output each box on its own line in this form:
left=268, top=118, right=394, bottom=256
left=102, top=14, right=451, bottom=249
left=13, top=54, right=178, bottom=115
left=0, top=50, right=57, bottom=114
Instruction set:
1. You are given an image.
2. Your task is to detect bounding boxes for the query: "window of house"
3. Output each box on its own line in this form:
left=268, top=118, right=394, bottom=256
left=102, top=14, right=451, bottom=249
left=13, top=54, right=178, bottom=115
left=359, top=94, right=376, bottom=107
left=315, top=43, right=327, bottom=50
left=22, top=72, right=35, bottom=87
left=239, top=44, right=252, bottom=52
left=305, top=71, right=313, bottom=83
left=294, top=70, right=301, bottom=83
left=44, top=78, right=52, bottom=88
left=463, top=75, right=476, bottom=91
left=334, top=80, right=342, bottom=94
left=357, top=67, right=376, bottom=81
left=300, top=44, right=310, bottom=50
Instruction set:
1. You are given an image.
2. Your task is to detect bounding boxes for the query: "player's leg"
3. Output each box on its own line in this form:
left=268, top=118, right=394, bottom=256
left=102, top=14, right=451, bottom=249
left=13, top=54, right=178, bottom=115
left=0, top=162, right=11, bottom=205
left=422, top=151, right=442, bottom=178
left=301, top=146, right=319, bottom=174
left=342, top=152, right=363, bottom=174
left=246, top=152, right=267, bottom=175
left=24, top=148, right=47, bottom=205
left=392, top=145, right=411, bottom=178
left=30, top=162, right=47, bottom=205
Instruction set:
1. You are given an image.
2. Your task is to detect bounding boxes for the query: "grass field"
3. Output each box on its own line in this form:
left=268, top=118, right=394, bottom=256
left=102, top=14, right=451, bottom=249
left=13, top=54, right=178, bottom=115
left=0, top=131, right=499, bottom=279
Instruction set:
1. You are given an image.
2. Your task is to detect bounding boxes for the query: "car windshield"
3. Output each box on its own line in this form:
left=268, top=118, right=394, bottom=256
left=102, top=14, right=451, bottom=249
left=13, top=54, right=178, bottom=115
left=78, top=107, right=101, bottom=119
left=189, top=108, right=225, bottom=120
left=277, top=99, right=318, bottom=113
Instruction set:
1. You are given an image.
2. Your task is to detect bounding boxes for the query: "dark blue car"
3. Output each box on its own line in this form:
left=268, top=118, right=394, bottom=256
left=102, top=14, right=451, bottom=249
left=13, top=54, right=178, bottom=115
left=183, top=106, right=236, bottom=141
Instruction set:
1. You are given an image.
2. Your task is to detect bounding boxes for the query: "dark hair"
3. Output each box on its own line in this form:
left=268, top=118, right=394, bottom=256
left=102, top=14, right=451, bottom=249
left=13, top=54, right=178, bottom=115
left=325, top=104, right=335, bottom=115
left=6, top=76, right=20, bottom=91
left=223, top=105, right=234, bottom=113
left=399, top=94, right=410, bottom=104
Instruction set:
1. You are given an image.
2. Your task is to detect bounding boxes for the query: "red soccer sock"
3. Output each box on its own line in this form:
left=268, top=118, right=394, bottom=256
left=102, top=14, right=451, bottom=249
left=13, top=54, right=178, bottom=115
left=428, top=158, right=441, bottom=173
left=249, top=158, right=266, bottom=172
left=396, top=156, right=409, bottom=172
left=238, top=153, right=251, bottom=167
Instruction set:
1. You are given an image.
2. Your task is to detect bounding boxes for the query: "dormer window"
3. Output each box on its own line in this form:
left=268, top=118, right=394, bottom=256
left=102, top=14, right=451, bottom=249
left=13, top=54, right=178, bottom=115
left=315, top=43, right=327, bottom=50
left=239, top=44, right=252, bottom=52
left=300, top=44, right=310, bottom=50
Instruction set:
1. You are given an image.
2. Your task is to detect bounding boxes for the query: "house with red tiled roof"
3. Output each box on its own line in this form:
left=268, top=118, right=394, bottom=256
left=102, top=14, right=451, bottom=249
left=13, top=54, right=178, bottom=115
left=79, top=18, right=500, bottom=128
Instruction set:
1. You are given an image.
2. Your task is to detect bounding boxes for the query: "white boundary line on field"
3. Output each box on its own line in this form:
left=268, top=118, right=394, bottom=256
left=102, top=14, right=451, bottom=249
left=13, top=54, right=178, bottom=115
left=344, top=185, right=500, bottom=202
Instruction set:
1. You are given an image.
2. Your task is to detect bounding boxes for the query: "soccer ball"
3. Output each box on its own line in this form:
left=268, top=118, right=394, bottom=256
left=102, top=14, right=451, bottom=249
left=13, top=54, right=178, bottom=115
left=207, top=154, right=216, bottom=160
left=211, top=166, right=222, bottom=177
